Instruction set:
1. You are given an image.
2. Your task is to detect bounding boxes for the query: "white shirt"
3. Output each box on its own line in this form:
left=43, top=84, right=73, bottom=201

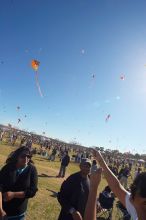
left=125, top=193, right=138, bottom=220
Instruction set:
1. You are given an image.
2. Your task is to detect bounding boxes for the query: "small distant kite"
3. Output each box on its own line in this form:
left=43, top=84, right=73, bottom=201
left=17, top=106, right=20, bottom=111
left=24, top=115, right=27, bottom=118
left=120, top=74, right=125, bottom=81
left=81, top=49, right=85, bottom=55
left=92, top=74, right=95, bottom=79
left=42, top=132, right=45, bottom=135
left=31, top=59, right=43, bottom=97
left=105, top=114, right=111, bottom=122
left=18, top=118, right=21, bottom=124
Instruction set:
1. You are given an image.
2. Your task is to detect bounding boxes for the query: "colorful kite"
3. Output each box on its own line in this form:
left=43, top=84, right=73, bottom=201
left=31, top=59, right=43, bottom=97
left=105, top=114, right=111, bottom=122
left=120, top=74, right=125, bottom=81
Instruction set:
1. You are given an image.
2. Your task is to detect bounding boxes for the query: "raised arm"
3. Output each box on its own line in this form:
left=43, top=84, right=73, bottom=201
left=84, top=168, right=102, bottom=220
left=94, top=150, right=127, bottom=207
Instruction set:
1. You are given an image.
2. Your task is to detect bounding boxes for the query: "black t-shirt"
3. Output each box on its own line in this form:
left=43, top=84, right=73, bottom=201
left=77, top=176, right=90, bottom=217
left=0, top=163, right=38, bottom=216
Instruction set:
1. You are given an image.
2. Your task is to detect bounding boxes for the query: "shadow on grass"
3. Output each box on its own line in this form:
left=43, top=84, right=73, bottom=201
left=38, top=173, right=56, bottom=178
left=97, top=218, right=106, bottom=220
left=46, top=189, right=58, bottom=198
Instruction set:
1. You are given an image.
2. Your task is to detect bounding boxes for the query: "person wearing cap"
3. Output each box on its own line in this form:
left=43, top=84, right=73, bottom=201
left=0, top=146, right=38, bottom=220
left=57, top=158, right=92, bottom=220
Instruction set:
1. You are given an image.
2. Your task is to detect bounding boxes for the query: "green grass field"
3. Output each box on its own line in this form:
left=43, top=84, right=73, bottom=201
left=0, top=142, right=136, bottom=220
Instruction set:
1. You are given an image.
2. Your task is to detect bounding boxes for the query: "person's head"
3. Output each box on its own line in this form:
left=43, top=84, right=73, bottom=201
left=80, top=158, right=91, bottom=177
left=104, top=185, right=111, bottom=193
left=65, top=151, right=68, bottom=155
left=92, top=159, right=97, bottom=165
left=130, top=172, right=146, bottom=215
left=6, top=146, right=32, bottom=168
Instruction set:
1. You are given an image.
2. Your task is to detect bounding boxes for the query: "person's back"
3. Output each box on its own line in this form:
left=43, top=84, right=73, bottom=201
left=61, top=154, right=70, bottom=167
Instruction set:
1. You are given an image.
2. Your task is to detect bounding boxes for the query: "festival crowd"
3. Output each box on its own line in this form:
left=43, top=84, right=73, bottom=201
left=0, top=128, right=146, bottom=220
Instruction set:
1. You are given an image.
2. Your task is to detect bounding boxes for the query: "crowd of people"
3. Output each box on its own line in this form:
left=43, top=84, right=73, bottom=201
left=0, top=127, right=146, bottom=220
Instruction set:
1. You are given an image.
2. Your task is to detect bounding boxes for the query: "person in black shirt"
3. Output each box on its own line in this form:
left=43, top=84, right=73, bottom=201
left=57, top=158, right=91, bottom=220
left=0, top=146, right=38, bottom=220
left=57, top=151, right=70, bottom=178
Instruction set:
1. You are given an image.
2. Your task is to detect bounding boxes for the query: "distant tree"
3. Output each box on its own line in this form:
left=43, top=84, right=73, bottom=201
left=99, top=147, right=104, bottom=152
left=134, top=153, right=141, bottom=160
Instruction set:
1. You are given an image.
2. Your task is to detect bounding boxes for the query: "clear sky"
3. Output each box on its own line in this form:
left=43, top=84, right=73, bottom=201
left=0, top=0, right=146, bottom=153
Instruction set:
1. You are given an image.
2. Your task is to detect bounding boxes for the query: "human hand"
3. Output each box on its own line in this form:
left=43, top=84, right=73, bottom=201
left=0, top=209, right=7, bottom=218
left=92, top=150, right=104, bottom=166
left=72, top=211, right=83, bottom=220
left=3, top=192, right=15, bottom=202
left=90, top=168, right=102, bottom=189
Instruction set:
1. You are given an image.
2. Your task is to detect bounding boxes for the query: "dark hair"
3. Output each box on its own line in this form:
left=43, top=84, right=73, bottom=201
left=104, top=185, right=111, bottom=193
left=131, top=172, right=146, bottom=199
left=6, top=146, right=33, bottom=165
left=92, top=160, right=97, bottom=165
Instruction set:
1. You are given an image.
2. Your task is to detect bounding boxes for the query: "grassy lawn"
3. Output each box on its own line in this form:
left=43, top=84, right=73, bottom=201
left=0, top=142, right=136, bottom=220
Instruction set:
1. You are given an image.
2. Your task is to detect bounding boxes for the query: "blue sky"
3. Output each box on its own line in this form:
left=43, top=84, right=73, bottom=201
left=0, top=0, right=146, bottom=153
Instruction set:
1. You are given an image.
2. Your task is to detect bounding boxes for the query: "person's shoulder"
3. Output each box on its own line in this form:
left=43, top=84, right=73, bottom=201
left=66, top=172, right=81, bottom=181
left=125, top=192, right=137, bottom=219
left=28, top=163, right=37, bottom=172
left=1, top=163, right=14, bottom=170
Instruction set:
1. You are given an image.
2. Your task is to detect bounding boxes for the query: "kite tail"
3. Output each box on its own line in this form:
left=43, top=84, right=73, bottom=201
left=35, top=71, right=43, bottom=98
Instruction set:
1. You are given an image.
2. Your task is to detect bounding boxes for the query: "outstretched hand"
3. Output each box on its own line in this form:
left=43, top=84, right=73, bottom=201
left=92, top=150, right=104, bottom=165
left=90, top=168, right=102, bottom=190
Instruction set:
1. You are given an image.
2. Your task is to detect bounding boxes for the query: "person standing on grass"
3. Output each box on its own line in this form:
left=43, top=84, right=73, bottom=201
left=50, top=147, right=57, bottom=161
left=91, top=159, right=98, bottom=174
left=57, top=158, right=91, bottom=220
left=94, top=150, right=146, bottom=220
left=0, top=146, right=38, bottom=220
left=119, top=165, right=131, bottom=189
left=57, top=151, right=70, bottom=178
left=0, top=131, right=4, bottom=142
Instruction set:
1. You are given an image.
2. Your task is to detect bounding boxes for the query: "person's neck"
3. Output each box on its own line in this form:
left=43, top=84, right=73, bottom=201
left=80, top=172, right=88, bottom=178
left=16, top=164, right=27, bottom=169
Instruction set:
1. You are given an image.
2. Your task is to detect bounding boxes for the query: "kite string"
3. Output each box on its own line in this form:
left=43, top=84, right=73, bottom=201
left=35, top=71, right=43, bottom=98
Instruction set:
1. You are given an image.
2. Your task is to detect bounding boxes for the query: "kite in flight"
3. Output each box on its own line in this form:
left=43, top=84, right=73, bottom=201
left=105, top=114, right=111, bottom=122
left=31, top=59, right=43, bottom=97
left=120, top=74, right=125, bottom=81
left=18, top=118, right=21, bottom=124
left=17, top=106, right=20, bottom=111
left=81, top=49, right=85, bottom=55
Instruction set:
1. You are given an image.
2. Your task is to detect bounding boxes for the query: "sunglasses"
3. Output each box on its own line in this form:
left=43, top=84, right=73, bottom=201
left=20, top=154, right=31, bottom=159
